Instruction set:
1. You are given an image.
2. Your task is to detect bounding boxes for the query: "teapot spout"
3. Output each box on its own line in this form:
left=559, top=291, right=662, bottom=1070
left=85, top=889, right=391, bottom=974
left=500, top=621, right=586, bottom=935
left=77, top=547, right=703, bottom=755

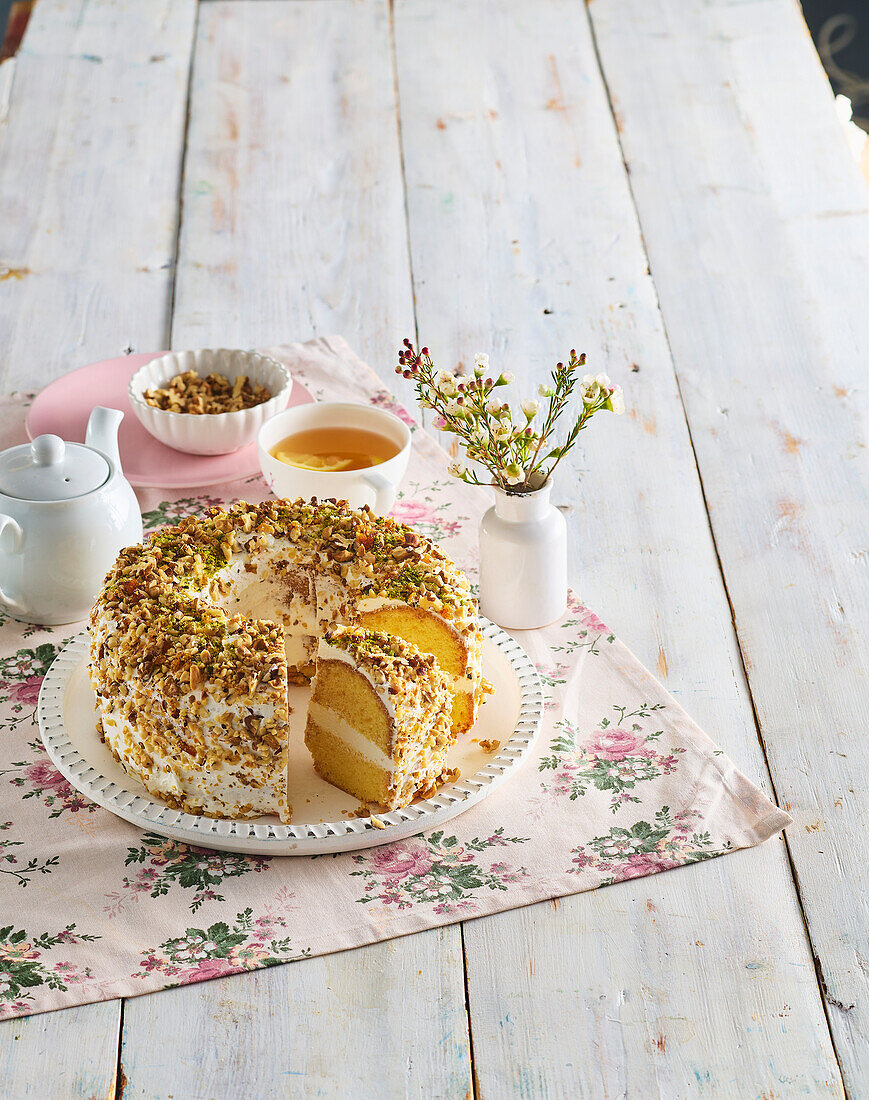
left=85, top=407, right=124, bottom=470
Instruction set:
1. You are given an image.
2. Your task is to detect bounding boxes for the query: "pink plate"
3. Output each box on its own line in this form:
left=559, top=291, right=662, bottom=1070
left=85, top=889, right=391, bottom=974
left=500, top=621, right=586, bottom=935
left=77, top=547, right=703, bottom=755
left=26, top=352, right=315, bottom=489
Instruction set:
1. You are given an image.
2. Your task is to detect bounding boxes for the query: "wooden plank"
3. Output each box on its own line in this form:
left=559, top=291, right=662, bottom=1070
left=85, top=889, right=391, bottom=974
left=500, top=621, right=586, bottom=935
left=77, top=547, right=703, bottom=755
left=0, top=1, right=197, bottom=1095
left=2, top=1005, right=120, bottom=1100
left=586, top=0, right=869, bottom=1088
left=121, top=929, right=470, bottom=1099
left=393, top=0, right=844, bottom=1094
left=170, top=0, right=415, bottom=391
left=120, top=5, right=470, bottom=1097
left=0, top=0, right=198, bottom=391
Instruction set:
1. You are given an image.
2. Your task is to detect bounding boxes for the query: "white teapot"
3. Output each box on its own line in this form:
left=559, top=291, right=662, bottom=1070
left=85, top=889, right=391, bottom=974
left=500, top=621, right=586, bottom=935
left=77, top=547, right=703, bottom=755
left=0, top=407, right=143, bottom=624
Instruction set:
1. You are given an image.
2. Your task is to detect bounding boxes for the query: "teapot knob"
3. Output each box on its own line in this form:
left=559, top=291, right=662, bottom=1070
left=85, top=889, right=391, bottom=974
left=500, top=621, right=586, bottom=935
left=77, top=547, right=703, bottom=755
left=31, top=435, right=65, bottom=467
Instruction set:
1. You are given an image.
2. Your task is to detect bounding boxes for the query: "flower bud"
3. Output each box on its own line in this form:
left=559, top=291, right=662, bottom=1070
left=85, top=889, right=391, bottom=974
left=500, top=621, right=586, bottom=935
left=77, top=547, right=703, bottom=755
left=521, top=398, right=539, bottom=418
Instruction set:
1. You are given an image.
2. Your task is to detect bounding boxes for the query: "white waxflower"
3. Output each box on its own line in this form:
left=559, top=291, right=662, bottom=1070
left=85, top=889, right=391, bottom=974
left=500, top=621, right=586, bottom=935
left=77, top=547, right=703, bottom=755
left=607, top=386, right=626, bottom=415
left=447, top=460, right=467, bottom=477
left=485, top=399, right=501, bottom=415
left=498, top=371, right=514, bottom=384
left=493, top=423, right=511, bottom=440
left=474, top=353, right=490, bottom=370
left=437, top=371, right=457, bottom=395
left=504, top=463, right=524, bottom=485
left=521, top=398, right=539, bottom=418
left=538, top=384, right=555, bottom=397
left=579, top=375, right=600, bottom=403
left=595, top=372, right=613, bottom=389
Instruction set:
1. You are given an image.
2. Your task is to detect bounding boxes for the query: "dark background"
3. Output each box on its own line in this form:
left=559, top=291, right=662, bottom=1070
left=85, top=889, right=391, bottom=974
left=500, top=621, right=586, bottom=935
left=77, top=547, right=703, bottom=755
left=802, top=0, right=869, bottom=129
left=1, top=0, right=868, bottom=125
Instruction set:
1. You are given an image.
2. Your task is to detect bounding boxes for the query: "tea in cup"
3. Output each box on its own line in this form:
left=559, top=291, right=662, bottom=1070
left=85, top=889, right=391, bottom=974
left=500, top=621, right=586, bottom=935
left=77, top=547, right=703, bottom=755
left=257, top=403, right=411, bottom=514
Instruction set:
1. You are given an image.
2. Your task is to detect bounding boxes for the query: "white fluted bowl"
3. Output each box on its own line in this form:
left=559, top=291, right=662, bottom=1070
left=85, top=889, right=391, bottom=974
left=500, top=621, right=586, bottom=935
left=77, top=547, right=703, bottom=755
left=129, top=349, right=292, bottom=455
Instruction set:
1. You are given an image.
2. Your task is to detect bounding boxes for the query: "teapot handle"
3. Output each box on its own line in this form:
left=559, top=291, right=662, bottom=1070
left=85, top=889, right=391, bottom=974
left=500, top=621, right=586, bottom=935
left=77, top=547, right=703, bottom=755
left=0, top=514, right=26, bottom=615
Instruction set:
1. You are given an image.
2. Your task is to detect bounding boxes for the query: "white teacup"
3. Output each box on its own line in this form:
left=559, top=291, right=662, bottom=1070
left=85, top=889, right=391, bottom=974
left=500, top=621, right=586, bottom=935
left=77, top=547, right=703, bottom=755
left=257, top=402, right=412, bottom=515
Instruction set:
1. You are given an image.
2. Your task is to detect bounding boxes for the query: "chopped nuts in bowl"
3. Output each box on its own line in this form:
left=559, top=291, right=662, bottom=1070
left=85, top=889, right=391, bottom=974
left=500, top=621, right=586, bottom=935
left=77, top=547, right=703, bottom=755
left=142, top=370, right=272, bottom=414
left=129, top=349, right=291, bottom=455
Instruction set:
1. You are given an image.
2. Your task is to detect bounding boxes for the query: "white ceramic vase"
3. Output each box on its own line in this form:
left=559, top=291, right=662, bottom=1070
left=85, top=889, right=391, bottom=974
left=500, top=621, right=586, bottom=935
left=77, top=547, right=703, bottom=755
left=478, top=481, right=567, bottom=630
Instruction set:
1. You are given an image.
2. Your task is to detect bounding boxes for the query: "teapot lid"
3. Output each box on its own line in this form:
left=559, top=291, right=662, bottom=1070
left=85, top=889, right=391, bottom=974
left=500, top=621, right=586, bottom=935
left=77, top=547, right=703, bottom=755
left=0, top=435, right=110, bottom=501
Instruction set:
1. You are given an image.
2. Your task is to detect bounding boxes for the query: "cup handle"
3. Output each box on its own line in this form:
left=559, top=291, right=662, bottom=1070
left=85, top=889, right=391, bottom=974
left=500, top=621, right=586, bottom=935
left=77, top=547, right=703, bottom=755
left=361, top=471, right=395, bottom=515
left=0, top=514, right=27, bottom=615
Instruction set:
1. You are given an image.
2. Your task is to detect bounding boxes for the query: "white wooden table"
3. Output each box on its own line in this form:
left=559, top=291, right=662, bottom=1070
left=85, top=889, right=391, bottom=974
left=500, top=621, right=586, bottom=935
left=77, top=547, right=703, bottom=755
left=1, top=1, right=866, bottom=1096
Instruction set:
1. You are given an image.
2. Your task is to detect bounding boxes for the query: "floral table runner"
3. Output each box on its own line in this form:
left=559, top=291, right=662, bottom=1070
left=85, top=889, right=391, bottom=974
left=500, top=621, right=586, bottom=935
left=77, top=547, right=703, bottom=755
left=0, top=336, right=790, bottom=1019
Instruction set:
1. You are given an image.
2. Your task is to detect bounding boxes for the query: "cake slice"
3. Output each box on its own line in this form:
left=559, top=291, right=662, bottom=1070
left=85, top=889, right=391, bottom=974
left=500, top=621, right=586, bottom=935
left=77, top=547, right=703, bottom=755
left=304, top=625, right=456, bottom=810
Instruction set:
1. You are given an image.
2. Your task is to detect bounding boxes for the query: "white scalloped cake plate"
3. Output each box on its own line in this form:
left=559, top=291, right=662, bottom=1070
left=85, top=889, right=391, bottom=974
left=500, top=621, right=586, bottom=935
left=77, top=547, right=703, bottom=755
left=38, top=620, right=543, bottom=855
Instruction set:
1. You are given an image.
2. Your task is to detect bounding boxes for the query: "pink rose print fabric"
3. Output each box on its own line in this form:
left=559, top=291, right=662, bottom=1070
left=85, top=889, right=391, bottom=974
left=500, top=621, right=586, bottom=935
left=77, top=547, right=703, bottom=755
left=0, top=337, right=790, bottom=1019
left=584, top=728, right=645, bottom=760
left=8, top=677, right=43, bottom=707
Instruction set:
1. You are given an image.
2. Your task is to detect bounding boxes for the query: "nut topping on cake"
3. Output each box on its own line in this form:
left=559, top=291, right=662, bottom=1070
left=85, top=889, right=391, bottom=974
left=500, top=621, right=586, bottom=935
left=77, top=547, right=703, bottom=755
left=89, top=497, right=483, bottom=823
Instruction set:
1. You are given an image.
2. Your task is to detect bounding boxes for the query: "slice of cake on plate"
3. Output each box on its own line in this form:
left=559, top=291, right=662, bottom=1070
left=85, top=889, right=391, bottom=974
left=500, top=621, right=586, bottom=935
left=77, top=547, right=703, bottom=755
left=304, top=625, right=456, bottom=811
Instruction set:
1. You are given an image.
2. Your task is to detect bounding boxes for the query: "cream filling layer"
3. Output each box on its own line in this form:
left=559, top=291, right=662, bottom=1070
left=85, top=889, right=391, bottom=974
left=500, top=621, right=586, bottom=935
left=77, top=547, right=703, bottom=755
left=307, top=701, right=394, bottom=771
left=306, top=702, right=438, bottom=795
